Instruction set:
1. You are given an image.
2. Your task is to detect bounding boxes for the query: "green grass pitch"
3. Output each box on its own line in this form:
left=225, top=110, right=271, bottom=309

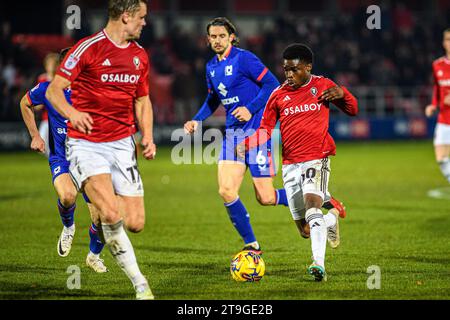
left=0, top=140, right=449, bottom=300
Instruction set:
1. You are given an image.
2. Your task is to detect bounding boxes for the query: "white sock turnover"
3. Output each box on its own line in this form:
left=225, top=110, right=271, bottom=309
left=102, top=220, right=147, bottom=287
left=305, top=208, right=327, bottom=268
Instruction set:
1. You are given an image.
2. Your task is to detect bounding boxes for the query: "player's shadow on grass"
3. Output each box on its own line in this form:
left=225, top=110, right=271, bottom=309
left=0, top=191, right=44, bottom=201
left=0, top=280, right=96, bottom=300
left=133, top=245, right=230, bottom=255
left=0, top=263, right=60, bottom=274
left=392, top=255, right=450, bottom=265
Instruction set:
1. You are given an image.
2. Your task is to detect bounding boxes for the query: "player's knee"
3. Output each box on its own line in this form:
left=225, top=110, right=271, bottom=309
left=256, top=194, right=275, bottom=206
left=126, top=218, right=145, bottom=233
left=255, top=192, right=276, bottom=206
left=59, top=190, right=77, bottom=207
left=218, top=186, right=238, bottom=202
left=98, top=205, right=121, bottom=224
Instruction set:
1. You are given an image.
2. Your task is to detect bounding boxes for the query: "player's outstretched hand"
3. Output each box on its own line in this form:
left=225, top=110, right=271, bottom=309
left=232, top=106, right=252, bottom=122
left=184, top=120, right=199, bottom=134
left=31, top=135, right=45, bottom=153
left=235, top=142, right=247, bottom=161
left=141, top=136, right=156, bottom=160
left=70, top=110, right=93, bottom=135
left=318, top=86, right=344, bottom=102
left=425, top=104, right=437, bottom=118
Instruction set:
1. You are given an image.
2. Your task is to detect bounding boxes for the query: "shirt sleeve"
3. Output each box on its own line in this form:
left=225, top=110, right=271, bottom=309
left=136, top=54, right=150, bottom=98
left=192, top=70, right=221, bottom=121
left=241, top=51, right=280, bottom=114
left=26, top=82, right=48, bottom=106
left=56, top=38, right=91, bottom=83
left=323, top=78, right=358, bottom=116
left=431, top=64, right=440, bottom=107
left=244, top=89, right=280, bottom=151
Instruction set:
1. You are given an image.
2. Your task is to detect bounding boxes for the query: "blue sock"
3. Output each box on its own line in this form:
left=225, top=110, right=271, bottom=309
left=82, top=192, right=90, bottom=203
left=89, top=223, right=104, bottom=254
left=275, top=189, right=288, bottom=206
left=57, top=199, right=75, bottom=228
left=224, top=197, right=256, bottom=244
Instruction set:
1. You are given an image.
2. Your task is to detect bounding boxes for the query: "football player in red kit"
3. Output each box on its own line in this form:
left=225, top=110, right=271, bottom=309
left=46, top=0, right=155, bottom=299
left=238, top=43, right=358, bottom=281
left=425, top=28, right=450, bottom=184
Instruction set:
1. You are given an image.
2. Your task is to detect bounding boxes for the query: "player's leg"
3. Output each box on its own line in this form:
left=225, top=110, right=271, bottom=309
left=82, top=193, right=108, bottom=273
left=323, top=193, right=347, bottom=219
left=248, top=138, right=288, bottom=207
left=83, top=174, right=152, bottom=298
left=52, top=171, right=77, bottom=257
left=282, top=163, right=309, bottom=237
left=251, top=177, right=288, bottom=206
left=67, top=138, right=153, bottom=299
left=218, top=160, right=261, bottom=252
left=301, top=158, right=335, bottom=281
left=433, top=123, right=450, bottom=183
left=435, top=145, right=450, bottom=183
left=117, top=195, right=145, bottom=233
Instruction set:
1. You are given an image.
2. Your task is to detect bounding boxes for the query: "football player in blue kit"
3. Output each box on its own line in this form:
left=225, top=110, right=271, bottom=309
left=19, top=48, right=107, bottom=273
left=184, top=17, right=288, bottom=253
left=184, top=17, right=347, bottom=253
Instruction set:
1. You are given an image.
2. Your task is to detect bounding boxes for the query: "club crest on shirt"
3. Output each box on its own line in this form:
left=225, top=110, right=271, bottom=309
left=311, top=87, right=318, bottom=96
left=225, top=65, right=233, bottom=76
left=133, top=56, right=140, bottom=70
left=64, top=54, right=79, bottom=70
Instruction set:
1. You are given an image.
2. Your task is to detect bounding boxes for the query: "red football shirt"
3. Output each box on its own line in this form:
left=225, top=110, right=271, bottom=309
left=431, top=56, right=450, bottom=125
left=245, top=75, right=358, bottom=164
left=56, top=30, right=150, bottom=142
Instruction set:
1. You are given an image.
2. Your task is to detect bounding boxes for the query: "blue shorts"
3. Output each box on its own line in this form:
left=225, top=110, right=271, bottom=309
left=49, top=155, right=90, bottom=203
left=219, top=131, right=276, bottom=178
left=49, top=156, right=70, bottom=183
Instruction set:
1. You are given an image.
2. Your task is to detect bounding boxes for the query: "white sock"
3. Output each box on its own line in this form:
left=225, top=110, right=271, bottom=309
left=245, top=241, right=260, bottom=250
left=88, top=251, right=100, bottom=258
left=438, top=158, right=450, bottom=183
left=102, top=220, right=147, bottom=287
left=323, top=210, right=337, bottom=228
left=305, top=208, right=327, bottom=268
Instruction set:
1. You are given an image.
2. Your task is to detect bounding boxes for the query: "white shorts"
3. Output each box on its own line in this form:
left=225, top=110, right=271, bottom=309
left=434, top=123, right=450, bottom=146
left=66, top=136, right=144, bottom=197
left=282, top=158, right=331, bottom=220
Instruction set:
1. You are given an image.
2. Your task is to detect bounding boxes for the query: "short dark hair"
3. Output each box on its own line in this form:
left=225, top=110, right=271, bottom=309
left=59, top=47, right=71, bottom=62
left=282, top=43, right=314, bottom=64
left=206, top=17, right=239, bottom=46
left=108, top=0, right=147, bottom=20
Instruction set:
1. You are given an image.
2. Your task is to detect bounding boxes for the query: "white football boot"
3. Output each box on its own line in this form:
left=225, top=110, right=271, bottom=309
left=86, top=252, right=108, bottom=273
left=135, top=282, right=155, bottom=300
left=57, top=225, right=75, bottom=257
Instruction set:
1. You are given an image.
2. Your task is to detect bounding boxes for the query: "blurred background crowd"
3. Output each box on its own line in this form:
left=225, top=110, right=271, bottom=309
left=1, top=0, right=449, bottom=125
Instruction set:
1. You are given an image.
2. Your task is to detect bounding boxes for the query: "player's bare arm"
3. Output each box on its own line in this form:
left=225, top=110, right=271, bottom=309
left=425, top=104, right=438, bottom=117
left=46, top=75, right=93, bottom=135
left=231, top=106, right=252, bottom=122
left=135, top=95, right=156, bottom=160
left=318, top=86, right=344, bottom=102
left=19, top=95, right=45, bottom=153
left=183, top=120, right=199, bottom=134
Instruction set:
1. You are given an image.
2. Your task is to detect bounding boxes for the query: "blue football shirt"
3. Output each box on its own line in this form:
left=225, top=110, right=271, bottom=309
left=193, top=46, right=280, bottom=132
left=27, top=81, right=72, bottom=161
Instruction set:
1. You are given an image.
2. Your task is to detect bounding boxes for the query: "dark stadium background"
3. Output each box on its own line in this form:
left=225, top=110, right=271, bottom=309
left=1, top=0, right=449, bottom=148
